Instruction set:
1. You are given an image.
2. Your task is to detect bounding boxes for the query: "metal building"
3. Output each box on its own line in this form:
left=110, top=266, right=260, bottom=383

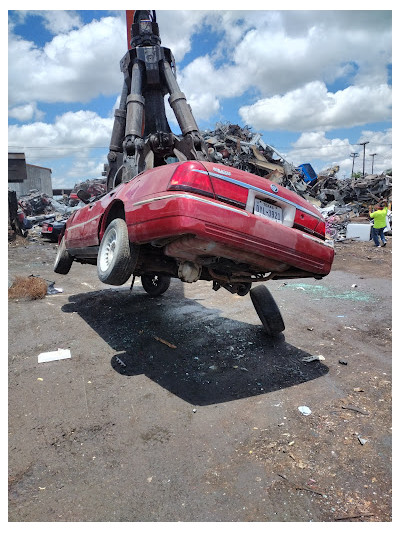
left=8, top=153, right=52, bottom=197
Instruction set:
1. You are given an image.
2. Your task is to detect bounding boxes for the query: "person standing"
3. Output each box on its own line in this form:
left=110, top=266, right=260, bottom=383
left=369, top=201, right=389, bottom=247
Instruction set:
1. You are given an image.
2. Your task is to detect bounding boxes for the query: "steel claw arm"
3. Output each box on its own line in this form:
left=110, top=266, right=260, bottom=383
left=105, top=10, right=209, bottom=191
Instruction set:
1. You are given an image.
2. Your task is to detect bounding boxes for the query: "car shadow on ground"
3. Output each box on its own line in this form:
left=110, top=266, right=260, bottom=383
left=61, top=281, right=328, bottom=406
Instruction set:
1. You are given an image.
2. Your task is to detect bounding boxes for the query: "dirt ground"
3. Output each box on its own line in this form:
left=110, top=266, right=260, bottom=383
left=8, top=233, right=392, bottom=522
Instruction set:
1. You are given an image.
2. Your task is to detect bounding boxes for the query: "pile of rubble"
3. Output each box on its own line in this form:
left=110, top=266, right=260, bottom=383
left=203, top=122, right=293, bottom=181
left=9, top=178, right=107, bottom=242
left=201, top=123, right=392, bottom=239
left=69, top=178, right=107, bottom=206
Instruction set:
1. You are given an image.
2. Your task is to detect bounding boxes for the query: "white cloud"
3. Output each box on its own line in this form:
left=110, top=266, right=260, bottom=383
left=239, top=82, right=392, bottom=132
left=8, top=110, right=113, bottom=159
left=9, top=102, right=45, bottom=122
left=66, top=158, right=105, bottom=181
left=8, top=16, right=126, bottom=106
left=7, top=10, right=392, bottom=182
left=285, top=129, right=392, bottom=175
left=175, top=10, right=391, bottom=124
left=156, top=11, right=208, bottom=63
left=38, top=10, right=83, bottom=34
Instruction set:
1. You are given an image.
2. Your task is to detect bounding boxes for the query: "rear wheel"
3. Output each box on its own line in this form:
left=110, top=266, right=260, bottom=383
left=97, top=218, right=133, bottom=285
left=141, top=274, right=171, bottom=296
left=54, top=236, right=73, bottom=274
left=250, top=285, right=285, bottom=336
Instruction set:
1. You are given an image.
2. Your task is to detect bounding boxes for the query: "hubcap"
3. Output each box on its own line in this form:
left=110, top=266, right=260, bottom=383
left=100, top=228, right=117, bottom=272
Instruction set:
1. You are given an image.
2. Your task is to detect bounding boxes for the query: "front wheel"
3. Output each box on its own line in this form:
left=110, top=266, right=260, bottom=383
left=97, top=218, right=133, bottom=285
left=250, top=285, right=285, bottom=336
left=141, top=274, right=171, bottom=297
left=54, top=236, right=73, bottom=274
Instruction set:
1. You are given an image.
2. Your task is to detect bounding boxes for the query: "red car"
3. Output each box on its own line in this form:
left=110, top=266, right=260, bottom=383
left=54, top=160, right=334, bottom=335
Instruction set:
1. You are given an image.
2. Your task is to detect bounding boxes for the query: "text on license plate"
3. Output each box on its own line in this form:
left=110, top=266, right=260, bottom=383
left=254, top=198, right=283, bottom=223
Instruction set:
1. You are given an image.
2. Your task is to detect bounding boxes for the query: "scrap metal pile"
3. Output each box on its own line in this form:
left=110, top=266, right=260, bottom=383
left=9, top=178, right=107, bottom=241
left=201, top=123, right=392, bottom=239
left=202, top=122, right=293, bottom=181
left=69, top=177, right=107, bottom=206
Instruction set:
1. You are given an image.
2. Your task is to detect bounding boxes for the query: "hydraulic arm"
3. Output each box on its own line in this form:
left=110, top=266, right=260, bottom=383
left=105, top=10, right=209, bottom=191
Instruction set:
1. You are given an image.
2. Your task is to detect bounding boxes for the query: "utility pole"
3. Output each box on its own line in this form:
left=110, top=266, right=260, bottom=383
left=370, top=153, right=377, bottom=174
left=350, top=152, right=359, bottom=177
left=359, top=141, right=369, bottom=177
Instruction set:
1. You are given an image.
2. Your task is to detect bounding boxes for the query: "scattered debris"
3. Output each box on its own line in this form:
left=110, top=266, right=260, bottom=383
left=46, top=282, right=63, bottom=295
left=353, top=387, right=364, bottom=392
left=338, top=360, right=348, bottom=365
left=334, top=513, right=374, bottom=521
left=38, top=348, right=71, bottom=363
left=342, top=405, right=369, bottom=415
left=298, top=406, right=312, bottom=416
left=115, top=356, right=127, bottom=367
left=277, top=473, right=326, bottom=497
left=154, top=336, right=177, bottom=349
left=357, top=435, right=368, bottom=445
left=302, top=355, right=325, bottom=362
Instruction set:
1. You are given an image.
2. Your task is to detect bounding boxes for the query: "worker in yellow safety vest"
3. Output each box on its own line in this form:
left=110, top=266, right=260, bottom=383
left=369, top=201, right=390, bottom=247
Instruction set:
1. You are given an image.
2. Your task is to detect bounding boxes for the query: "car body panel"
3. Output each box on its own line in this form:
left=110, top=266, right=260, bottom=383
left=63, top=161, right=334, bottom=280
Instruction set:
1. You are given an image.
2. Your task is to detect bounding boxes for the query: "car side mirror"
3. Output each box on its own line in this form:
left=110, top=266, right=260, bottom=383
left=76, top=189, right=91, bottom=204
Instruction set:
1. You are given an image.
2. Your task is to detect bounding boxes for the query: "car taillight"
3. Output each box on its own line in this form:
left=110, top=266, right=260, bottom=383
left=211, top=178, right=248, bottom=208
left=168, top=162, right=215, bottom=199
left=48, top=226, right=53, bottom=232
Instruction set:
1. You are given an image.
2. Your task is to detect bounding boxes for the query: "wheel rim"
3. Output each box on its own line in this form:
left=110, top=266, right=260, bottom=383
left=54, top=239, right=64, bottom=266
left=99, top=228, right=117, bottom=272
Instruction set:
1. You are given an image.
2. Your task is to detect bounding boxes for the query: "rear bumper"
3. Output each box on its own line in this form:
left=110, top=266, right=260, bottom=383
left=126, top=193, right=334, bottom=276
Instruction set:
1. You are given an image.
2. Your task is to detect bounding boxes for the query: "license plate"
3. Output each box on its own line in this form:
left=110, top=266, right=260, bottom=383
left=254, top=198, right=283, bottom=223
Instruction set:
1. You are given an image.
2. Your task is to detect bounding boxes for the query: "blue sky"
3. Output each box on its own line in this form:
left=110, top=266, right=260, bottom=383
left=8, top=6, right=392, bottom=189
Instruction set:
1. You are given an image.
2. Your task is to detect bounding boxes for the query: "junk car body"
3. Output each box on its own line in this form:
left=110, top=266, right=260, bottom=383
left=55, top=160, right=334, bottom=297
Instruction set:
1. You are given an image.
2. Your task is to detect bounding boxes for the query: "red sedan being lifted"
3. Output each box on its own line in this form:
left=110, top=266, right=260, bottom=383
left=54, top=160, right=334, bottom=335
left=54, top=10, right=334, bottom=336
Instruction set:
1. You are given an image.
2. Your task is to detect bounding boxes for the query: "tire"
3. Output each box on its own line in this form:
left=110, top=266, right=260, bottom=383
left=97, top=218, right=133, bottom=286
left=141, top=274, right=171, bottom=296
left=250, top=285, right=285, bottom=336
left=54, top=236, right=73, bottom=275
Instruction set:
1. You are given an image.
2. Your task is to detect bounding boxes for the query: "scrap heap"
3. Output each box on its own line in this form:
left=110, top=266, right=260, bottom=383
left=202, top=122, right=294, bottom=181
left=69, top=178, right=107, bottom=206
left=201, top=123, right=392, bottom=239
left=10, top=178, right=107, bottom=241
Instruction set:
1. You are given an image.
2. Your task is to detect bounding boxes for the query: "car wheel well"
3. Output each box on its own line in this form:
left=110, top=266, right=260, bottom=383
left=99, top=201, right=126, bottom=239
left=106, top=201, right=125, bottom=224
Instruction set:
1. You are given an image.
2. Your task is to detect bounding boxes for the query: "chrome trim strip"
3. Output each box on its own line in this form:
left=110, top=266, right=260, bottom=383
left=67, top=213, right=102, bottom=231
left=131, top=193, right=250, bottom=216
left=194, top=169, right=320, bottom=219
